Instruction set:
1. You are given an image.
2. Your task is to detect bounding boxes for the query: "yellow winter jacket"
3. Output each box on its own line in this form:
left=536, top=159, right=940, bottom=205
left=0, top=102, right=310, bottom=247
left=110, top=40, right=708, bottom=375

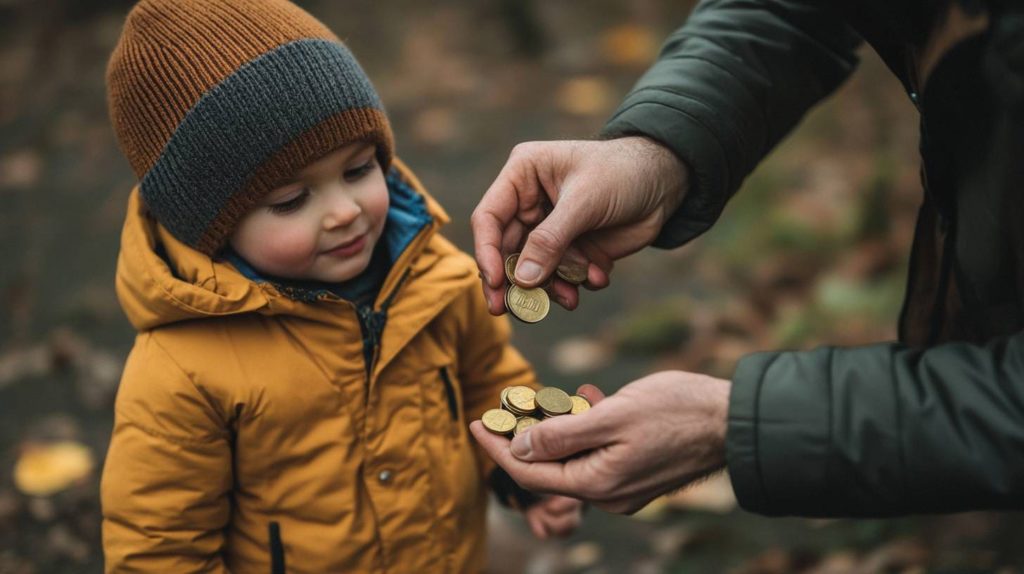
left=101, top=161, right=537, bottom=573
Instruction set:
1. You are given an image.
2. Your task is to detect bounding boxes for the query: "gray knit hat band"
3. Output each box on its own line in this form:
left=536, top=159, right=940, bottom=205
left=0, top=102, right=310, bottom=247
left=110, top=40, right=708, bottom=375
left=139, top=38, right=388, bottom=249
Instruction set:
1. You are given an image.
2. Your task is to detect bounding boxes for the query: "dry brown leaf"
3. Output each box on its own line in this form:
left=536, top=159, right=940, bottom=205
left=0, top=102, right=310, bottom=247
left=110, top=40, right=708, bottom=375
left=14, top=441, right=95, bottom=497
left=556, top=76, right=614, bottom=116
left=601, top=24, right=660, bottom=68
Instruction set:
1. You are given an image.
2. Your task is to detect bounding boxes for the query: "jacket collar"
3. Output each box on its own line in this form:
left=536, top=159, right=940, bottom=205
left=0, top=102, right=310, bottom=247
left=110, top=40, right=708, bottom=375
left=115, top=158, right=455, bottom=332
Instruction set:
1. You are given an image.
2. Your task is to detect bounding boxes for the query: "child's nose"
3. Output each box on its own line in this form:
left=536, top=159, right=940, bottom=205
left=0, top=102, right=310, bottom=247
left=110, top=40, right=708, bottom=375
left=322, top=192, right=362, bottom=230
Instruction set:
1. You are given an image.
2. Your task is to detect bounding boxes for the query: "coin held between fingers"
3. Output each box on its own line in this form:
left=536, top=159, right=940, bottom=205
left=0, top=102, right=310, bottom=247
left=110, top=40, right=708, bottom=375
left=507, top=285, right=550, bottom=323
left=556, top=259, right=588, bottom=285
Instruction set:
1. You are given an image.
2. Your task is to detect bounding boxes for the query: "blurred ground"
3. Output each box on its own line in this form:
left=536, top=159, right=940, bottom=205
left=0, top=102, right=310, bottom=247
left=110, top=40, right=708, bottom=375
left=1, top=1, right=1023, bottom=573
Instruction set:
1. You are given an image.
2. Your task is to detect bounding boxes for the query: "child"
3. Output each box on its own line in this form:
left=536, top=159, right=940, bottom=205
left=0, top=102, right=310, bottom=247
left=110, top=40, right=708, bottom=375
left=100, top=1, right=582, bottom=572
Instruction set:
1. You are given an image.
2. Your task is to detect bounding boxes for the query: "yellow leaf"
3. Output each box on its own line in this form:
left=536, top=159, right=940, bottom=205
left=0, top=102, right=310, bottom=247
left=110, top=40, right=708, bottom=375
left=14, top=441, right=94, bottom=497
left=556, top=76, right=614, bottom=117
left=601, top=24, right=660, bottom=68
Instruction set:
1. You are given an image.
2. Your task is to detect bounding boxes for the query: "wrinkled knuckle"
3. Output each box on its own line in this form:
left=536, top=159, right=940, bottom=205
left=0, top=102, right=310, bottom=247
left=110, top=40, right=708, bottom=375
left=528, top=227, right=564, bottom=257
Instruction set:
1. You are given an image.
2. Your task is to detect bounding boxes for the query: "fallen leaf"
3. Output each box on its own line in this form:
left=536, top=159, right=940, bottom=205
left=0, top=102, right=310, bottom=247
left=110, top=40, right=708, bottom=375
left=601, top=24, right=660, bottom=68
left=556, top=76, right=614, bottom=116
left=14, top=441, right=95, bottom=497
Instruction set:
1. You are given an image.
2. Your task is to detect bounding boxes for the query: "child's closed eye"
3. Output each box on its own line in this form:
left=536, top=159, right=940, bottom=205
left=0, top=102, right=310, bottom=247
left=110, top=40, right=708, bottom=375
left=267, top=189, right=310, bottom=215
left=343, top=157, right=377, bottom=181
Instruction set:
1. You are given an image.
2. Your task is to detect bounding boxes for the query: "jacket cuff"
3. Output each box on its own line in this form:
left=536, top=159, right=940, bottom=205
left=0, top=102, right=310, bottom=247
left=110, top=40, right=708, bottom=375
left=726, top=348, right=833, bottom=516
left=488, top=467, right=542, bottom=510
left=602, top=98, right=729, bottom=249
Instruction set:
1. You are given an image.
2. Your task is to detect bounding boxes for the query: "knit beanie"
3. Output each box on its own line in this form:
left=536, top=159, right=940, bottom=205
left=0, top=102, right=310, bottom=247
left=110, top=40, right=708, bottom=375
left=107, top=0, right=394, bottom=255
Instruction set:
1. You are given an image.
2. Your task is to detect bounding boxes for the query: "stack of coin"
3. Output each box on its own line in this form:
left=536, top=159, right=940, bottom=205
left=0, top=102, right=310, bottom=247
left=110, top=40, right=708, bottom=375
left=503, top=252, right=588, bottom=323
left=482, top=385, right=592, bottom=437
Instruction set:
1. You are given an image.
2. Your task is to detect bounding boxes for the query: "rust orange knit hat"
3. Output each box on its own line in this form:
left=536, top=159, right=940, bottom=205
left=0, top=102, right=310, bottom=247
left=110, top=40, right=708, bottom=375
left=107, top=0, right=394, bottom=255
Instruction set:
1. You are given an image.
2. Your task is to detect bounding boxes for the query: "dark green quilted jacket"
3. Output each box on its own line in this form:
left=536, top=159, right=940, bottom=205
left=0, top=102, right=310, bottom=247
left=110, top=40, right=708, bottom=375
left=603, top=0, right=1024, bottom=516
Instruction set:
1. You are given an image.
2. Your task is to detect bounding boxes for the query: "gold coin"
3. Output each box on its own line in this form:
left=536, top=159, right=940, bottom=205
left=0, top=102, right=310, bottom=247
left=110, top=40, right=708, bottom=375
left=535, top=387, right=572, bottom=416
left=500, top=394, right=527, bottom=416
left=504, top=253, right=520, bottom=285
left=500, top=387, right=510, bottom=405
left=482, top=408, right=517, bottom=435
left=556, top=257, right=588, bottom=285
left=570, top=395, right=591, bottom=415
left=514, top=416, right=542, bottom=436
left=507, top=285, right=550, bottom=323
left=506, top=386, right=537, bottom=414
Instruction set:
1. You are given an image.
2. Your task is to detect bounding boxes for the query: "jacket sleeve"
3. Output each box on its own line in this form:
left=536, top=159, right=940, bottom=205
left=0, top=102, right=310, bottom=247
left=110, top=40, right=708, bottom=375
left=727, top=329, right=1024, bottom=517
left=102, top=333, right=233, bottom=573
left=602, top=0, right=861, bottom=248
left=456, top=281, right=541, bottom=505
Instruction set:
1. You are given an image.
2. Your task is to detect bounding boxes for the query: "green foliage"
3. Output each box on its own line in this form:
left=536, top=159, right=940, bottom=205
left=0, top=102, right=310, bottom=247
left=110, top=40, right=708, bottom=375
left=614, top=299, right=692, bottom=355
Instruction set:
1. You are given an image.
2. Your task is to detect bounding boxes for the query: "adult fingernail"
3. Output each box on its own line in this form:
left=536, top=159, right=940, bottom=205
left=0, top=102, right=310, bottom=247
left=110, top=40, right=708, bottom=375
left=516, top=260, right=542, bottom=284
left=511, top=431, right=533, bottom=459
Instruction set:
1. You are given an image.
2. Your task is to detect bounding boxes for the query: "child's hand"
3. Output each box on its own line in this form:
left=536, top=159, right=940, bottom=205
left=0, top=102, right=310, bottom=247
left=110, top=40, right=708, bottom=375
left=523, top=495, right=584, bottom=539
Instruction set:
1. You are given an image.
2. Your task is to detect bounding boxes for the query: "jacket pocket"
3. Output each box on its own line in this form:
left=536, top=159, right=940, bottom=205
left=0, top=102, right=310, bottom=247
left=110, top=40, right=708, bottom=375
left=439, top=366, right=459, bottom=422
left=269, top=522, right=286, bottom=574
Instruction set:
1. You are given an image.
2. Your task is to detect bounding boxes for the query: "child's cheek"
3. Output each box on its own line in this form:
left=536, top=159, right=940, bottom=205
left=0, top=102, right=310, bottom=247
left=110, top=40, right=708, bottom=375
left=257, top=223, right=318, bottom=271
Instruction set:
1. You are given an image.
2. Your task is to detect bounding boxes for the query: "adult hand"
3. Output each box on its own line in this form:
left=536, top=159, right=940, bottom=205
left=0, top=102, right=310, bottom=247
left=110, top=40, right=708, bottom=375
left=469, top=374, right=730, bottom=514
left=471, top=137, right=690, bottom=315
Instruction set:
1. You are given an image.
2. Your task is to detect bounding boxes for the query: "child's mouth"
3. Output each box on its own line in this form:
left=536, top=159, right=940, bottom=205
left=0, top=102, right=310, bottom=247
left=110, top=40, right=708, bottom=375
left=322, top=234, right=367, bottom=258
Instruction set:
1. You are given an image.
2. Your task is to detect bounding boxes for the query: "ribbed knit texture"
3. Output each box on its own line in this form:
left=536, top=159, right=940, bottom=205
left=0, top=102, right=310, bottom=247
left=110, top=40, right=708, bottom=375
left=107, top=0, right=394, bottom=254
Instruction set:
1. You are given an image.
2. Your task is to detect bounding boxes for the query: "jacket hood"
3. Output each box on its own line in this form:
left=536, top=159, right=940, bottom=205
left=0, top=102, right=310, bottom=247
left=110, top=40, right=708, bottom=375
left=115, top=158, right=450, bottom=331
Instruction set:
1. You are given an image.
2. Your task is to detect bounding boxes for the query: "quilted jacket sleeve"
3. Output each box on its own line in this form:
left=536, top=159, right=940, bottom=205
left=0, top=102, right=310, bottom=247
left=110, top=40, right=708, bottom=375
left=101, top=332, right=233, bottom=573
left=729, top=329, right=1024, bottom=516
left=602, top=0, right=861, bottom=248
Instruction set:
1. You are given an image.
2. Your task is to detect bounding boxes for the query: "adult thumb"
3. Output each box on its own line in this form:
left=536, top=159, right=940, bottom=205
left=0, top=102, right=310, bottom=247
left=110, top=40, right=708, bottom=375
left=510, top=410, right=606, bottom=462
left=514, top=202, right=591, bottom=288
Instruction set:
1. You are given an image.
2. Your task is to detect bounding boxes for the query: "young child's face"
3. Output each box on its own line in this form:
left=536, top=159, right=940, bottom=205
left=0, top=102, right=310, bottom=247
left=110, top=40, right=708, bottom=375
left=229, top=141, right=389, bottom=283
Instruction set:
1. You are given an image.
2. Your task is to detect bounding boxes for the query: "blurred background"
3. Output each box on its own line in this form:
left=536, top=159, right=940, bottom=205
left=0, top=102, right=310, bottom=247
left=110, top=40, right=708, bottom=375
left=1, top=0, right=1022, bottom=572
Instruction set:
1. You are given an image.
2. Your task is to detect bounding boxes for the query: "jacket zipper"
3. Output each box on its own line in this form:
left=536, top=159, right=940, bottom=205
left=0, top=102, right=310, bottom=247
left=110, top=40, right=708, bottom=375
left=438, top=366, right=459, bottom=422
left=355, top=269, right=412, bottom=380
